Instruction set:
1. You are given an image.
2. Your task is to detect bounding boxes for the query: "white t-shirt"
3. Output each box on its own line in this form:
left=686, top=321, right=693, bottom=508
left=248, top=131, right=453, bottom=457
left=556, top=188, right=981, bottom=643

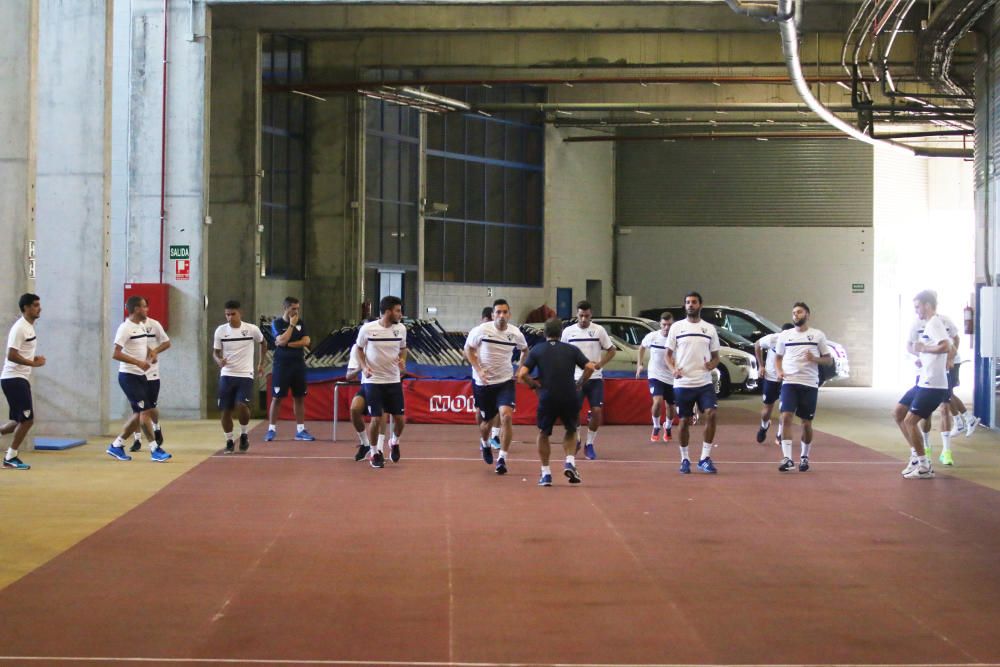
left=114, top=318, right=151, bottom=376
left=665, top=319, right=720, bottom=389
left=356, top=320, right=407, bottom=385
left=775, top=327, right=830, bottom=388
left=213, top=322, right=264, bottom=379
left=917, top=315, right=950, bottom=389
left=1, top=317, right=37, bottom=381
left=465, top=322, right=528, bottom=386
left=756, top=332, right=781, bottom=383
left=561, top=322, right=613, bottom=380
left=640, top=330, right=674, bottom=384
left=909, top=315, right=961, bottom=368
left=346, top=344, right=362, bottom=372
left=143, top=317, right=170, bottom=381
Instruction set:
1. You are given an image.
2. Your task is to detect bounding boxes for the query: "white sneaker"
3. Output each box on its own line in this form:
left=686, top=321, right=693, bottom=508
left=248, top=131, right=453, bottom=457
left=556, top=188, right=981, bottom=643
left=965, top=416, right=980, bottom=437
left=903, top=464, right=935, bottom=480
left=949, top=419, right=965, bottom=437
left=901, top=459, right=920, bottom=476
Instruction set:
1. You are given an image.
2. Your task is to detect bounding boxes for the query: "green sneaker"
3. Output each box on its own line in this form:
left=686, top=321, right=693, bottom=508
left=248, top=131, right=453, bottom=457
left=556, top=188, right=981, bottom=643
left=939, top=450, right=954, bottom=466
left=2, top=456, right=30, bottom=470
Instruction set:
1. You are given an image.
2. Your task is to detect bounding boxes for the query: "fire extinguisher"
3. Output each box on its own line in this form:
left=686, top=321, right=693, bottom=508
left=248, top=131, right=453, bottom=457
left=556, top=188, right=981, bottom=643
left=964, top=304, right=974, bottom=335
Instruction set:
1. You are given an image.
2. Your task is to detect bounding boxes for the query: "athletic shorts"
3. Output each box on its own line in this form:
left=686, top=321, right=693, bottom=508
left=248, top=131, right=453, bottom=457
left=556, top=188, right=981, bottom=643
left=146, top=379, right=161, bottom=409
left=779, top=383, right=819, bottom=421
left=578, top=379, right=604, bottom=409
left=947, top=364, right=961, bottom=393
left=761, top=378, right=782, bottom=405
left=218, top=376, right=254, bottom=411
left=648, top=379, right=675, bottom=404
left=674, top=383, right=717, bottom=418
left=118, top=372, right=151, bottom=414
left=365, top=382, right=405, bottom=417
left=272, top=363, right=307, bottom=398
left=1, top=378, right=33, bottom=422
left=910, top=387, right=951, bottom=419
left=473, top=380, right=516, bottom=422
left=536, top=394, right=581, bottom=436
left=898, top=384, right=919, bottom=407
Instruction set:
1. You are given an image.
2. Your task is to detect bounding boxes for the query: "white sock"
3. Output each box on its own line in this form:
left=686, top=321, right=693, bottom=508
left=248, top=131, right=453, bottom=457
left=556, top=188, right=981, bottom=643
left=296, top=424, right=305, bottom=433
left=268, top=424, right=276, bottom=432
left=918, top=455, right=930, bottom=467
left=498, top=450, right=506, bottom=461
left=761, top=419, right=770, bottom=429
left=359, top=431, right=370, bottom=446
left=679, top=446, right=689, bottom=462
left=389, top=434, right=399, bottom=445
left=480, top=438, right=488, bottom=448
left=910, top=447, right=918, bottom=460
left=491, top=427, right=501, bottom=439
left=566, top=455, right=575, bottom=465
left=941, top=432, right=952, bottom=452
left=781, top=439, right=793, bottom=459
left=5, top=447, right=17, bottom=461
left=133, top=433, right=142, bottom=441
left=240, top=423, right=249, bottom=435
left=801, top=441, right=811, bottom=458
left=224, top=432, right=234, bottom=441
left=587, top=429, right=597, bottom=445
left=541, top=465, right=551, bottom=475
left=376, top=434, right=385, bottom=452
left=700, top=442, right=713, bottom=461
left=776, top=427, right=783, bottom=440
left=921, top=431, right=930, bottom=448
left=652, top=415, right=661, bottom=428
left=153, top=423, right=161, bottom=432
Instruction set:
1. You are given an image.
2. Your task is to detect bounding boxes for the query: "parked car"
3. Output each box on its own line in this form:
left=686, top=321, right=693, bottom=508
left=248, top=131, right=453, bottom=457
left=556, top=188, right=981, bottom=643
left=639, top=305, right=850, bottom=382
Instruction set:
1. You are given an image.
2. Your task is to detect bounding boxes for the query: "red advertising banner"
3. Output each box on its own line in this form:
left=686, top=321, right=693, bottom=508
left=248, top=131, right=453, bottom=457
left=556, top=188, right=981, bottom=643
left=268, top=377, right=654, bottom=426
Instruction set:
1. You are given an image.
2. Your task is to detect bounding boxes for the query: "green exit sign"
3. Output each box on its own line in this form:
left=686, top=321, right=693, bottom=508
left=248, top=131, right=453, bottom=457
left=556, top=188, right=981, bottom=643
left=169, top=245, right=190, bottom=260
left=852, top=283, right=865, bottom=293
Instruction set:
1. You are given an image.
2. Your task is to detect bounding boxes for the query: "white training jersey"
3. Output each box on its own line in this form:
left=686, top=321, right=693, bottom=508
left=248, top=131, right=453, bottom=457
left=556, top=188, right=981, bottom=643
left=465, top=322, right=528, bottom=386
left=114, top=318, right=151, bottom=376
left=640, top=330, right=674, bottom=384
left=356, top=320, right=407, bottom=385
left=756, top=332, right=781, bottom=383
left=909, top=315, right=961, bottom=367
left=665, top=319, right=720, bottom=389
left=143, top=317, right=170, bottom=381
left=561, top=322, right=614, bottom=380
left=346, top=344, right=362, bottom=372
left=917, top=314, right=950, bottom=389
left=775, top=327, right=830, bottom=388
left=1, top=317, right=37, bottom=381
left=214, top=322, right=264, bottom=379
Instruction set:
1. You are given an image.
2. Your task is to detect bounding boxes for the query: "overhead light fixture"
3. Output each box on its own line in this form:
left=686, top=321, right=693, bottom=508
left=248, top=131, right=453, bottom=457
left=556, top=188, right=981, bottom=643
left=291, top=90, right=326, bottom=102
left=564, top=82, right=575, bottom=88
left=635, top=110, right=652, bottom=115
left=357, top=86, right=469, bottom=113
left=756, top=137, right=769, bottom=141
left=712, top=81, right=722, bottom=87
left=477, top=110, right=493, bottom=117
left=555, top=109, right=574, bottom=116
left=835, top=81, right=852, bottom=91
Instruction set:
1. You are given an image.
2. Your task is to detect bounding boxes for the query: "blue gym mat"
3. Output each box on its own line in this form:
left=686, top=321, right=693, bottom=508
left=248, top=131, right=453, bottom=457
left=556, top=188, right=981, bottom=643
left=33, top=437, right=87, bottom=451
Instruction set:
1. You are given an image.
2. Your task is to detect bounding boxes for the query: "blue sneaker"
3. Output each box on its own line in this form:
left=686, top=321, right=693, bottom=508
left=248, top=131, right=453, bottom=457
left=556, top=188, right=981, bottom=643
left=106, top=445, right=132, bottom=461
left=480, top=443, right=494, bottom=465
left=584, top=443, right=597, bottom=460
left=564, top=462, right=581, bottom=484
left=538, top=473, right=552, bottom=486
left=679, top=458, right=691, bottom=474
left=2, top=456, right=30, bottom=470
left=489, top=435, right=501, bottom=450
left=495, top=457, right=508, bottom=475
left=264, top=429, right=276, bottom=442
left=698, top=457, right=718, bottom=474
left=294, top=429, right=316, bottom=441
left=150, top=448, right=172, bottom=462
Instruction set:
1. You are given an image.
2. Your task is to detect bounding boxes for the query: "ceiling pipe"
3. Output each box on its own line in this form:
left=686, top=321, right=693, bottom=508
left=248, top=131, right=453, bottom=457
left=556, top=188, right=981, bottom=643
left=723, top=0, right=785, bottom=20
left=473, top=102, right=856, bottom=113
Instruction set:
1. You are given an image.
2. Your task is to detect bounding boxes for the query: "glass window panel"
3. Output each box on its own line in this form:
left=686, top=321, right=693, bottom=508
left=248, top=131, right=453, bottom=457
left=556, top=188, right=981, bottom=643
left=271, top=170, right=288, bottom=210
left=262, top=93, right=273, bottom=127
left=288, top=209, right=305, bottom=279
left=272, top=93, right=288, bottom=131
left=269, top=207, right=288, bottom=276
left=505, top=126, right=522, bottom=163
left=427, top=115, right=444, bottom=150
left=382, top=102, right=400, bottom=134
left=503, top=227, right=525, bottom=284
left=365, top=98, right=381, bottom=132
left=289, top=95, right=305, bottom=135
left=486, top=122, right=505, bottom=160
left=381, top=139, right=400, bottom=203
left=446, top=115, right=465, bottom=154
left=464, top=223, right=485, bottom=284
left=467, top=162, right=484, bottom=221
left=484, top=225, right=503, bottom=283
left=445, top=158, right=465, bottom=219
left=443, top=222, right=465, bottom=282
left=524, top=171, right=542, bottom=227
left=424, top=220, right=444, bottom=282
left=525, top=128, right=544, bottom=165
left=398, top=206, right=418, bottom=267
left=399, top=143, right=416, bottom=204
left=399, top=107, right=418, bottom=138
left=467, top=117, right=485, bottom=158
left=365, top=135, right=381, bottom=199
left=364, top=201, right=381, bottom=263
left=525, top=229, right=542, bottom=285
left=506, top=169, right=524, bottom=224
left=485, top=165, right=504, bottom=222
left=426, top=155, right=445, bottom=207
left=381, top=203, right=400, bottom=264
left=289, top=48, right=304, bottom=80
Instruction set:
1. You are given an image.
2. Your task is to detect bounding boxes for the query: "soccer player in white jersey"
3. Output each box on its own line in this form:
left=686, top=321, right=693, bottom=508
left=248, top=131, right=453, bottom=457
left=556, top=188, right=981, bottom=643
left=476, top=306, right=502, bottom=450
left=130, top=313, right=171, bottom=453
left=899, top=290, right=953, bottom=479
left=1, top=294, right=46, bottom=470
left=108, top=296, right=171, bottom=462
left=465, top=298, right=529, bottom=474
left=213, top=300, right=266, bottom=454
left=346, top=341, right=392, bottom=462
left=774, top=303, right=832, bottom=472
left=561, top=300, right=615, bottom=459
left=754, top=323, right=794, bottom=446
left=356, top=295, right=407, bottom=469
left=665, top=291, right=721, bottom=474
left=637, top=311, right=676, bottom=442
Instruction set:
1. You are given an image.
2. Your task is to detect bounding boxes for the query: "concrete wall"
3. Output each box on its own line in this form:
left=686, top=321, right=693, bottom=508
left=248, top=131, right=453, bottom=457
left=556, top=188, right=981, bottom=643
left=423, top=283, right=547, bottom=331
left=616, top=225, right=874, bottom=386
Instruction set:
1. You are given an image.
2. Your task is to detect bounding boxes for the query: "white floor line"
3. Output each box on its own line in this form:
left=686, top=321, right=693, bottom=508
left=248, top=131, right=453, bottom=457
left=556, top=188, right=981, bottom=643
left=208, top=454, right=901, bottom=465
left=3, top=659, right=999, bottom=667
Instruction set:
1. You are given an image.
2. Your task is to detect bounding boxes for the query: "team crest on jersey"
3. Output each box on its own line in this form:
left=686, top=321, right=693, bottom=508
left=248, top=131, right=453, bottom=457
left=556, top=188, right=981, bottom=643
left=701, top=326, right=708, bottom=334
left=507, top=333, right=513, bottom=341
left=295, top=325, right=301, bottom=331
left=807, top=335, right=814, bottom=341
left=22, top=409, right=31, bottom=419
left=242, top=329, right=249, bottom=336
left=137, top=401, right=145, bottom=409
left=274, top=386, right=281, bottom=394
left=589, top=330, right=595, bottom=337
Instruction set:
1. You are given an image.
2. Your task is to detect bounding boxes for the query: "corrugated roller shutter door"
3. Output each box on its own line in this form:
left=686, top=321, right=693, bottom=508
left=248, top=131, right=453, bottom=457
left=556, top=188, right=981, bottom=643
left=616, top=139, right=873, bottom=227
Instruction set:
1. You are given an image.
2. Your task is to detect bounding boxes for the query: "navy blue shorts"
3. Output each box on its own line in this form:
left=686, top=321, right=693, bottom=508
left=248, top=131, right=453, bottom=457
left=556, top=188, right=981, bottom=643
left=537, top=394, right=580, bottom=436
left=146, top=379, right=161, bottom=409
left=910, top=387, right=951, bottom=419
left=474, top=380, right=516, bottom=421
left=648, top=379, right=675, bottom=404
left=898, top=384, right=919, bottom=407
left=365, top=382, right=405, bottom=417
left=218, top=376, right=254, bottom=411
left=947, top=365, right=960, bottom=393
left=761, top=379, right=782, bottom=405
left=272, top=363, right=307, bottom=398
left=779, top=383, right=819, bottom=421
left=578, top=379, right=605, bottom=408
left=118, top=372, right=151, bottom=413
left=674, top=384, right=717, bottom=418
left=1, top=378, right=34, bottom=422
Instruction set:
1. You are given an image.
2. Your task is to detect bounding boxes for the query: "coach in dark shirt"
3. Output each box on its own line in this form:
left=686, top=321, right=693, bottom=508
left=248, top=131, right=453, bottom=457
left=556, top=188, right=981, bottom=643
left=518, top=318, right=596, bottom=486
